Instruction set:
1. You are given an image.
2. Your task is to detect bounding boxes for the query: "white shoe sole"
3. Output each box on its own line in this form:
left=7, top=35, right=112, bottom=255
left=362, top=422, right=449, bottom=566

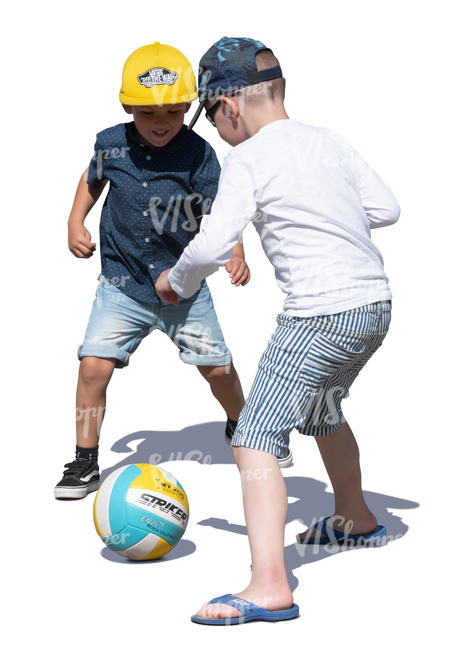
left=54, top=480, right=100, bottom=500
left=277, top=449, right=293, bottom=468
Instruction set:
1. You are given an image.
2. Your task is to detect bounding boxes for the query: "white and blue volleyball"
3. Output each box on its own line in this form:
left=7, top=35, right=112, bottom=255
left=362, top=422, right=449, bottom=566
left=93, top=463, right=189, bottom=560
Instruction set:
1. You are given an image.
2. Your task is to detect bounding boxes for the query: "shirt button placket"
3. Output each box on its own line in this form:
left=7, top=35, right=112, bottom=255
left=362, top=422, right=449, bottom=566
left=141, top=166, right=153, bottom=272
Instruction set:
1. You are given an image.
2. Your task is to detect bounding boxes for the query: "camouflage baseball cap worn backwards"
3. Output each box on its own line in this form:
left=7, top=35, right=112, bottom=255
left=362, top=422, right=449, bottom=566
left=198, top=36, right=283, bottom=103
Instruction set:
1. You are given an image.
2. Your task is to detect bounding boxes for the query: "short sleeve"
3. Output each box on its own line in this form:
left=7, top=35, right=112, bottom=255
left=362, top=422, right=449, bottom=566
left=86, top=135, right=107, bottom=187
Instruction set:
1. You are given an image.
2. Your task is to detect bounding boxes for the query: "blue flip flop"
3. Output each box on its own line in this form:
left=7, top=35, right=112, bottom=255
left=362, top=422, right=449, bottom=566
left=191, top=593, right=300, bottom=625
left=296, top=516, right=387, bottom=546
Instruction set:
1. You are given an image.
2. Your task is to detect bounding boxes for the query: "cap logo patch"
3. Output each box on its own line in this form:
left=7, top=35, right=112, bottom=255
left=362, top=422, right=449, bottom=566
left=137, top=67, right=179, bottom=88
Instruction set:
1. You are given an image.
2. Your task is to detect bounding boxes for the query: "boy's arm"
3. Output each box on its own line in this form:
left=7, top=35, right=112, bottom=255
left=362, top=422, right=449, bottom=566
left=191, top=143, right=249, bottom=284
left=68, top=168, right=108, bottom=258
left=168, top=153, right=256, bottom=297
left=352, top=149, right=400, bottom=229
left=231, top=239, right=244, bottom=258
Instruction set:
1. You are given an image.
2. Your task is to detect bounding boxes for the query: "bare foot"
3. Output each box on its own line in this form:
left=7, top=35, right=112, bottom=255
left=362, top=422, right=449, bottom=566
left=297, top=513, right=378, bottom=543
left=194, top=584, right=293, bottom=620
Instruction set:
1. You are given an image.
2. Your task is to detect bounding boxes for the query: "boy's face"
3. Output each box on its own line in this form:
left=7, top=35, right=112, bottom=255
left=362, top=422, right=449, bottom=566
left=123, top=103, right=191, bottom=147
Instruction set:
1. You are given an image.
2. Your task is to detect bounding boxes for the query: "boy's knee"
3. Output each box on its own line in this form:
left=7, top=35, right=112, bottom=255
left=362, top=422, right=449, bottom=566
left=79, top=356, right=115, bottom=386
left=197, top=363, right=234, bottom=384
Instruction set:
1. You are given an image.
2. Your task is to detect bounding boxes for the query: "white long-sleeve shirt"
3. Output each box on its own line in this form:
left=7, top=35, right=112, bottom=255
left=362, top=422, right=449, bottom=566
left=168, top=118, right=400, bottom=316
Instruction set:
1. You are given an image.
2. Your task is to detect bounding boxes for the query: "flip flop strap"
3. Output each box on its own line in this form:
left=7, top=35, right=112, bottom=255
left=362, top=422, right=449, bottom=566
left=322, top=517, right=348, bottom=542
left=323, top=518, right=382, bottom=541
left=208, top=593, right=265, bottom=616
left=304, top=517, right=347, bottom=542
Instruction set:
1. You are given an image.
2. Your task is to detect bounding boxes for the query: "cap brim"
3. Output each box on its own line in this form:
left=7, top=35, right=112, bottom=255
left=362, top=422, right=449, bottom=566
left=187, top=103, right=204, bottom=130
left=119, top=91, right=198, bottom=105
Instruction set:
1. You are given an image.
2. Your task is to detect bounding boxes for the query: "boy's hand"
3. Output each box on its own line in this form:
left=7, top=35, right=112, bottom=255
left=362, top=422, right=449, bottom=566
left=155, top=268, right=179, bottom=305
left=68, top=222, right=96, bottom=258
left=225, top=255, right=251, bottom=286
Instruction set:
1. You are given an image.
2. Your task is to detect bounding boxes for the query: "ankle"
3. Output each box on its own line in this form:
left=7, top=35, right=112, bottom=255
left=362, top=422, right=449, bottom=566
left=334, top=495, right=371, bottom=517
left=330, top=510, right=377, bottom=533
left=243, top=576, right=292, bottom=610
left=250, top=564, right=289, bottom=588
left=75, top=444, right=99, bottom=462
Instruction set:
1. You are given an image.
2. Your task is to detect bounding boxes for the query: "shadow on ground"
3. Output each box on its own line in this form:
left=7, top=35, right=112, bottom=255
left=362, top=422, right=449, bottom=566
left=101, top=421, right=419, bottom=589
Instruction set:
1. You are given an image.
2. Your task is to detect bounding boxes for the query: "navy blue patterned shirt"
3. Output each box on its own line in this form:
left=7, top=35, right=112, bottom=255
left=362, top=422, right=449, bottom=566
left=86, top=121, right=220, bottom=302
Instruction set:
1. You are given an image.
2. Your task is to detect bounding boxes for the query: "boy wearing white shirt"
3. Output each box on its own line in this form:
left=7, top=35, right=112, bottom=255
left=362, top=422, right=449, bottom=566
left=156, top=37, right=400, bottom=625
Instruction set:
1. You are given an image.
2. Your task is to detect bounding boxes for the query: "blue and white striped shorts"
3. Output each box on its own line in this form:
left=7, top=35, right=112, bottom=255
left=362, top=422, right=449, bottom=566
left=231, top=300, right=392, bottom=457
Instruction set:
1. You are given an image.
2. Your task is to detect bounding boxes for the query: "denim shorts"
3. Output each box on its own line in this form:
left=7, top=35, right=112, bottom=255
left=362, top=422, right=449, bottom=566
left=78, top=275, right=232, bottom=368
left=231, top=300, right=392, bottom=458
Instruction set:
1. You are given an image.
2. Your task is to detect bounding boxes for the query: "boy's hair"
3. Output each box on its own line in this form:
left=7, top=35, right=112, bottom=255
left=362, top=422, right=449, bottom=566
left=241, top=49, right=286, bottom=105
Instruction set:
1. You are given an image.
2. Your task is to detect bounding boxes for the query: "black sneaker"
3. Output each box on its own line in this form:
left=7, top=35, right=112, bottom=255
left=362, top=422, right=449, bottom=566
left=225, top=418, right=293, bottom=468
left=54, top=458, right=100, bottom=499
left=225, top=418, right=238, bottom=445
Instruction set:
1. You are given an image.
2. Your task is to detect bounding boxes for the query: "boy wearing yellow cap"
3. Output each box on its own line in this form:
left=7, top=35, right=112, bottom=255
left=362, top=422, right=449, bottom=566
left=55, top=42, right=259, bottom=499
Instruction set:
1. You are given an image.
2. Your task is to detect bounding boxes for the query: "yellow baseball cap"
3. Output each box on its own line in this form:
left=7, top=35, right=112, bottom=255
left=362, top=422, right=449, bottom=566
left=119, top=42, right=198, bottom=105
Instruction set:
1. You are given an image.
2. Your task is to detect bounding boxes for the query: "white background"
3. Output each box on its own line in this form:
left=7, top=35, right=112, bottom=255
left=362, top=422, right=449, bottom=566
left=2, top=0, right=467, bottom=647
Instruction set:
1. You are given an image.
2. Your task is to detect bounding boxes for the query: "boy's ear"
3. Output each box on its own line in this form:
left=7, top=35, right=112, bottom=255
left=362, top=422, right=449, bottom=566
left=221, top=96, right=238, bottom=120
left=184, top=103, right=191, bottom=114
left=122, top=104, right=133, bottom=115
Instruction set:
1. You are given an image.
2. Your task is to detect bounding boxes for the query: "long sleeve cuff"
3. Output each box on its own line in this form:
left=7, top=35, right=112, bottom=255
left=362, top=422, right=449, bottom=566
left=168, top=263, right=218, bottom=298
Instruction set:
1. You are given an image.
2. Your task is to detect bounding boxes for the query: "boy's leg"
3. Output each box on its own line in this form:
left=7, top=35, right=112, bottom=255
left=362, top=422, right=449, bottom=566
left=161, top=286, right=293, bottom=464
left=296, top=301, right=392, bottom=539
left=197, top=362, right=293, bottom=467
left=55, top=277, right=153, bottom=499
left=159, top=285, right=246, bottom=421
left=196, top=362, right=245, bottom=421
left=194, top=446, right=293, bottom=620
left=297, top=420, right=377, bottom=541
left=74, top=279, right=153, bottom=446
left=192, top=312, right=312, bottom=619
left=76, top=356, right=116, bottom=447
left=54, top=355, right=114, bottom=499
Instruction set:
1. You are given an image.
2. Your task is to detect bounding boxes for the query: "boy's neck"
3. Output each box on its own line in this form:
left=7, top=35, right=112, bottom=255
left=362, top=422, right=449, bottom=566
left=244, top=106, right=289, bottom=138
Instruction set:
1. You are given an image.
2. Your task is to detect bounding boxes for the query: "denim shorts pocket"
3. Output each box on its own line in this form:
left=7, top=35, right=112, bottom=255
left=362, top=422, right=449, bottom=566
left=102, top=281, right=126, bottom=305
